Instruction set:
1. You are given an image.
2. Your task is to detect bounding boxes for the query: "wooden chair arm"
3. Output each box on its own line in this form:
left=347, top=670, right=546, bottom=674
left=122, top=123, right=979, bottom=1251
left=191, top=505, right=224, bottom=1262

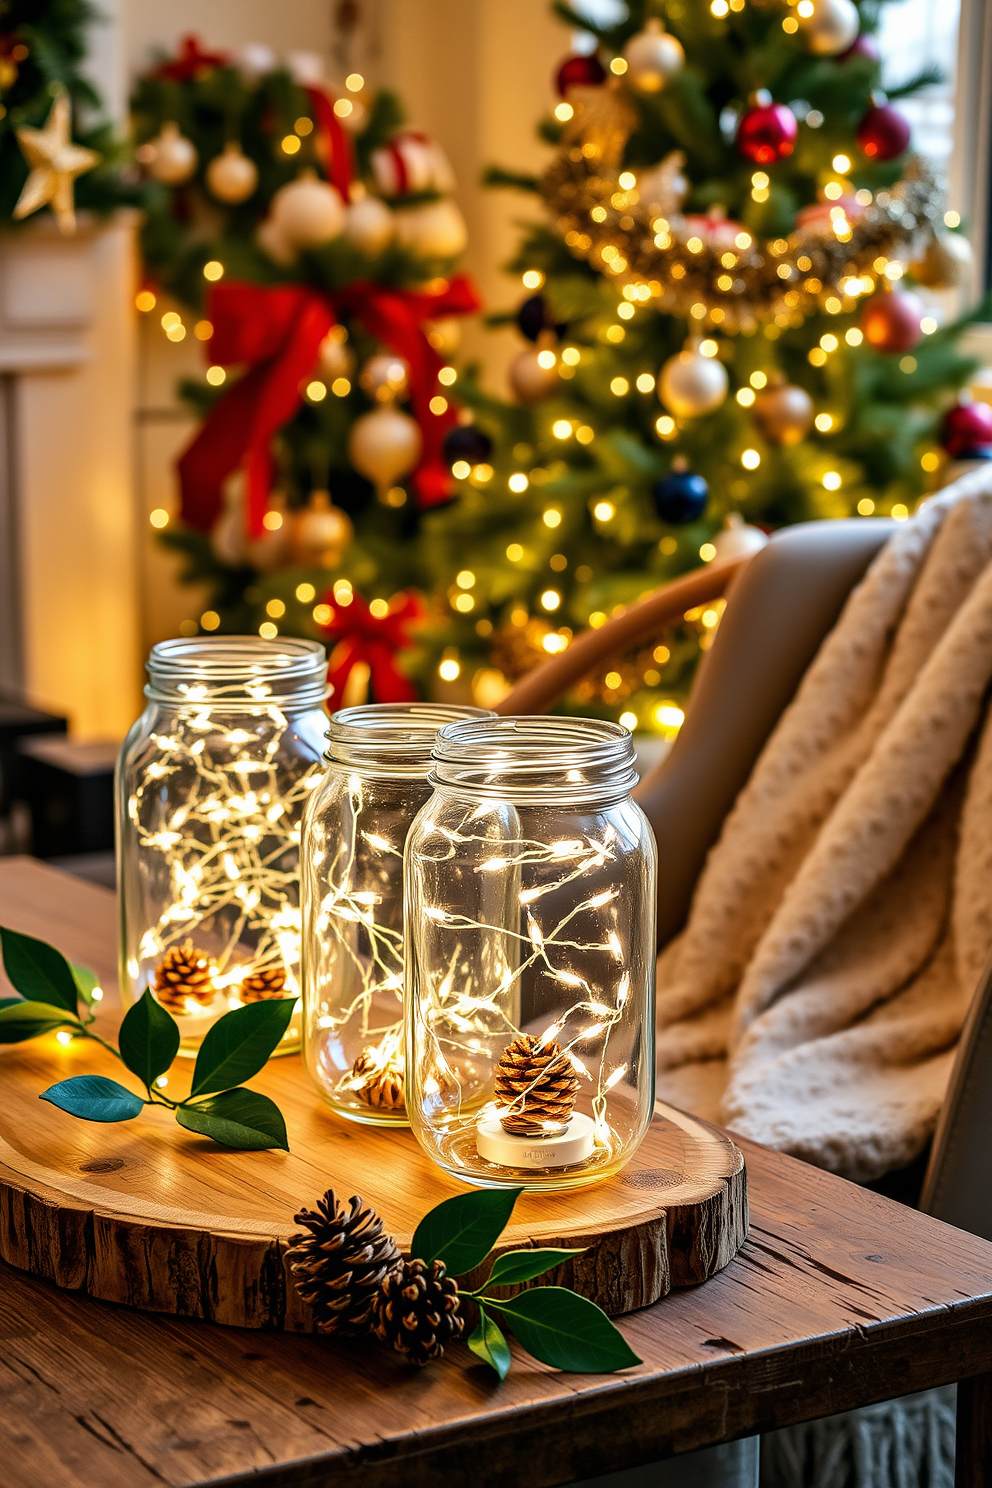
left=496, top=553, right=752, bottom=716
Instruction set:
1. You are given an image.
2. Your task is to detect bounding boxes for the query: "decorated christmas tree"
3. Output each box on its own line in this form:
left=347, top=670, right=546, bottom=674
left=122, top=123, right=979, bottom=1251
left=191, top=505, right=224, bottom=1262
left=133, top=37, right=479, bottom=707
left=413, top=0, right=991, bottom=725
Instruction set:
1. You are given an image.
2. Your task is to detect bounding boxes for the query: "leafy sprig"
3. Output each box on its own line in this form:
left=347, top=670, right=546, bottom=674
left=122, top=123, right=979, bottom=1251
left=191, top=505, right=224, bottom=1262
left=0, top=925, right=291, bottom=1150
left=411, top=1187, right=642, bottom=1379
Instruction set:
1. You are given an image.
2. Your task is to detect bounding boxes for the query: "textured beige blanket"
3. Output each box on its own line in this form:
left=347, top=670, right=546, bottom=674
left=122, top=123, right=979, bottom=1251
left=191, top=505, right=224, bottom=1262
left=656, top=466, right=992, bottom=1181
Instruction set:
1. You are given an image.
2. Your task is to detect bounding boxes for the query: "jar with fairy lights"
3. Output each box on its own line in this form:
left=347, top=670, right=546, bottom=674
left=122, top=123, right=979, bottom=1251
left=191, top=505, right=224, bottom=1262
left=117, top=637, right=329, bottom=1053
left=300, top=702, right=493, bottom=1125
left=404, top=716, right=657, bottom=1191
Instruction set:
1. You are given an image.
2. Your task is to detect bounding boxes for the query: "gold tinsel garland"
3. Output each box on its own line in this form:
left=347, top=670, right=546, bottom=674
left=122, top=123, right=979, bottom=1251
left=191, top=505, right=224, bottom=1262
left=539, top=83, right=945, bottom=332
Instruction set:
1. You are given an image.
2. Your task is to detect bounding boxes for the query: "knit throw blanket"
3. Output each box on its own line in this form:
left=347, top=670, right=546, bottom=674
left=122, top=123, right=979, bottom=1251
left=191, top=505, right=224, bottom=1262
left=656, top=467, right=992, bottom=1182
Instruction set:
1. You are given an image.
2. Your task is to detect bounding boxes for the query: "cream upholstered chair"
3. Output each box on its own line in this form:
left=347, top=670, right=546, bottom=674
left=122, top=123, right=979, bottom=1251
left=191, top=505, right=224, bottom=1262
left=507, top=518, right=986, bottom=1488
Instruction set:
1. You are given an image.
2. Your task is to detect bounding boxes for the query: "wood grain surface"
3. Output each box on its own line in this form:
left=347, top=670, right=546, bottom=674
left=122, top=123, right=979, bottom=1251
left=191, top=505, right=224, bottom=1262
left=0, top=859, right=745, bottom=1325
left=4, top=861, right=992, bottom=1488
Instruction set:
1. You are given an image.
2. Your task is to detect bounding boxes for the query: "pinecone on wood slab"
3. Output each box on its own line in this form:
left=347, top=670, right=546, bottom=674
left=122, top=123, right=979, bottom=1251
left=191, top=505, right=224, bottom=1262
left=240, top=964, right=287, bottom=1003
left=288, top=1190, right=401, bottom=1338
left=152, top=940, right=216, bottom=1013
left=375, top=1258, right=463, bottom=1366
left=494, top=1032, right=579, bottom=1136
left=351, top=1048, right=405, bottom=1111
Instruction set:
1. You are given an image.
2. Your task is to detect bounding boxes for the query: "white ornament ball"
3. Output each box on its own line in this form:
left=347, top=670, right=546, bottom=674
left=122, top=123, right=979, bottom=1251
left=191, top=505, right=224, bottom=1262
left=371, top=133, right=455, bottom=198
left=425, top=316, right=462, bottom=356
left=658, top=345, right=728, bottom=419
left=712, top=513, right=769, bottom=561
left=800, top=0, right=860, bottom=56
left=348, top=405, right=422, bottom=488
left=256, top=215, right=296, bottom=266
left=236, top=44, right=276, bottom=82
left=317, top=332, right=354, bottom=382
left=290, top=491, right=354, bottom=567
left=206, top=142, right=258, bottom=205
left=149, top=122, right=198, bottom=186
left=286, top=50, right=325, bottom=87
left=271, top=173, right=345, bottom=250
left=394, top=199, right=468, bottom=259
left=509, top=345, right=559, bottom=405
left=344, top=195, right=395, bottom=256
left=360, top=354, right=410, bottom=402
left=622, top=18, right=685, bottom=93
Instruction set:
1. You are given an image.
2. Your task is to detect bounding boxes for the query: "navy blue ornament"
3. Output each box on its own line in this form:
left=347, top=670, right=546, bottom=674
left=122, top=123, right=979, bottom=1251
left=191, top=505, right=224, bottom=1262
left=652, top=461, right=708, bottom=524
left=443, top=424, right=493, bottom=468
left=515, top=294, right=567, bottom=343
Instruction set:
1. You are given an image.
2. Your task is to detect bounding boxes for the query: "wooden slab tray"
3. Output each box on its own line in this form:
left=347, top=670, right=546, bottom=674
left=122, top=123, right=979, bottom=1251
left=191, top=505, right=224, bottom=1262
left=0, top=1032, right=746, bottom=1327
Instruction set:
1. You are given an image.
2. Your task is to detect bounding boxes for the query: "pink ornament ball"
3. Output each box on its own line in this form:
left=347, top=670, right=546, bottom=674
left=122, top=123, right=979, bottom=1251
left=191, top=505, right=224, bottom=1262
left=737, top=101, right=798, bottom=165
left=942, top=401, right=992, bottom=458
left=856, top=102, right=911, bottom=162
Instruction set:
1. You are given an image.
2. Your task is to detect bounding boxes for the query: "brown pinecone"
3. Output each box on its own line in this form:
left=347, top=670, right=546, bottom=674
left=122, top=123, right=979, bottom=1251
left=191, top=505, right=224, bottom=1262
left=152, top=940, right=216, bottom=1013
left=240, top=964, right=288, bottom=1003
left=288, top=1190, right=401, bottom=1338
left=351, top=1048, right=405, bottom=1111
left=375, top=1258, right=463, bottom=1367
left=494, top=1032, right=579, bottom=1136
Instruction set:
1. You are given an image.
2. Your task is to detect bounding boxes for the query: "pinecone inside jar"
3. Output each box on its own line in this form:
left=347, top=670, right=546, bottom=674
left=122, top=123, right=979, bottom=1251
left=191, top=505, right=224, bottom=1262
left=375, top=1258, right=463, bottom=1366
left=288, top=1190, right=401, bottom=1338
left=240, top=964, right=288, bottom=1003
left=351, top=1047, right=405, bottom=1111
left=494, top=1032, right=579, bottom=1136
left=152, top=939, right=216, bottom=1014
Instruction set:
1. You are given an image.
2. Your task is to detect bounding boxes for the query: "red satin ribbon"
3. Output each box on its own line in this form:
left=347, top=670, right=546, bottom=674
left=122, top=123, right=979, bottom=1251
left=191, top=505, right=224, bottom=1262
left=177, top=273, right=481, bottom=535
left=320, top=590, right=424, bottom=704
left=155, top=34, right=230, bottom=82
left=304, top=86, right=353, bottom=199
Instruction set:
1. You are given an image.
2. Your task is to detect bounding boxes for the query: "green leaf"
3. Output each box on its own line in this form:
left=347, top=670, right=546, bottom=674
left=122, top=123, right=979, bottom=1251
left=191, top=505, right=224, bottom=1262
left=177, top=1088, right=289, bottom=1150
left=41, top=1074, right=144, bottom=1123
left=71, top=963, right=102, bottom=1008
left=468, top=1307, right=512, bottom=1381
left=491, top=1288, right=642, bottom=1374
left=411, top=1187, right=523, bottom=1276
left=0, top=925, right=79, bottom=1012
left=118, top=990, right=180, bottom=1087
left=480, top=1247, right=587, bottom=1290
left=0, top=999, right=77, bottom=1043
left=189, top=998, right=296, bottom=1096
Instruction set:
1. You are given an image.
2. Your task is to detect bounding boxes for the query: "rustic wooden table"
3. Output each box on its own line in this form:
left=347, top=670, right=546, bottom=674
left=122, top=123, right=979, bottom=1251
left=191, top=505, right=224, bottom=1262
left=2, top=857, right=992, bottom=1488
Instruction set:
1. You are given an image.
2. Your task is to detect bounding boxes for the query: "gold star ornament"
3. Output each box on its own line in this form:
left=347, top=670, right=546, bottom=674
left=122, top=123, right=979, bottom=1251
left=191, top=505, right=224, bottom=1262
left=13, top=87, right=101, bottom=235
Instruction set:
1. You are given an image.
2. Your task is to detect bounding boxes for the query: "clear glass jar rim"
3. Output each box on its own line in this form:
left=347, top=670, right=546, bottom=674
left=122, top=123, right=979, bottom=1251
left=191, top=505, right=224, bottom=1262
left=145, top=636, right=329, bottom=708
left=430, top=715, right=639, bottom=802
left=324, top=702, right=494, bottom=773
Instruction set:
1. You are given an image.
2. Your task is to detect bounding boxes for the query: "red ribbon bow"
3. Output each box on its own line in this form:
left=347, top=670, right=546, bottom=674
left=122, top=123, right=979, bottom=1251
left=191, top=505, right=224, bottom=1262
left=155, top=34, right=230, bottom=83
left=177, top=274, right=481, bottom=536
left=319, top=590, right=424, bottom=705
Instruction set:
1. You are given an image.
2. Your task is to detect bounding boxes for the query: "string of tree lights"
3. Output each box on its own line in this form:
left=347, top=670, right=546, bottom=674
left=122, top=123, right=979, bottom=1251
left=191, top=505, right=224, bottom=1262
left=410, top=0, right=992, bottom=728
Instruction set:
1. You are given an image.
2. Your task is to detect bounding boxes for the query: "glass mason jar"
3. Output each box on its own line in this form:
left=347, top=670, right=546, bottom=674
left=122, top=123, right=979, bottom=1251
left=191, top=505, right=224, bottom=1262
left=301, top=703, right=492, bottom=1126
left=117, top=636, right=329, bottom=1054
left=405, top=716, right=657, bottom=1191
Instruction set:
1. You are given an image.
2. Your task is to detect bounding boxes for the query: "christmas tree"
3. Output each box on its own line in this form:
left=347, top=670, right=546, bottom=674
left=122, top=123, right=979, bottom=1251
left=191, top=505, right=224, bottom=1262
left=413, top=0, right=991, bottom=727
left=132, top=37, right=479, bottom=706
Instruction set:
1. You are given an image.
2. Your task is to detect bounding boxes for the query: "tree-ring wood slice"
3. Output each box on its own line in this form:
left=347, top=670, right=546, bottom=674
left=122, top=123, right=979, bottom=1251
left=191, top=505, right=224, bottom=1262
left=0, top=1034, right=746, bottom=1328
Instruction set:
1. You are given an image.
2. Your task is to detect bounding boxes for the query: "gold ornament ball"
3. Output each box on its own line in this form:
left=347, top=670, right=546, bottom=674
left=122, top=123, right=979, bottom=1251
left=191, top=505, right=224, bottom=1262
left=752, top=383, right=814, bottom=445
left=425, top=316, right=462, bottom=356
left=271, top=172, right=346, bottom=249
left=344, top=194, right=394, bottom=256
left=712, top=513, right=769, bottom=561
left=256, top=215, right=295, bottom=265
left=290, top=491, right=354, bottom=567
left=206, top=141, right=258, bottom=204
left=394, top=199, right=468, bottom=258
left=800, top=0, right=860, bottom=55
left=658, top=345, right=728, bottom=419
left=149, top=121, right=197, bottom=185
left=317, top=331, right=354, bottom=382
left=622, top=18, right=684, bottom=93
left=360, top=353, right=410, bottom=402
left=911, top=231, right=973, bottom=289
left=348, top=405, right=422, bottom=488
left=509, top=344, right=559, bottom=404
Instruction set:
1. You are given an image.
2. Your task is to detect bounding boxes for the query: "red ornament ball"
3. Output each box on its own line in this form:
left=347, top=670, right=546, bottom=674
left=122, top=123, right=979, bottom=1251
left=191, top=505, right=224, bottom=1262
left=856, top=101, right=911, bottom=161
left=555, top=52, right=605, bottom=97
left=841, top=32, right=881, bottom=63
left=737, top=99, right=797, bottom=165
left=859, top=289, right=926, bottom=354
left=942, top=401, right=992, bottom=458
